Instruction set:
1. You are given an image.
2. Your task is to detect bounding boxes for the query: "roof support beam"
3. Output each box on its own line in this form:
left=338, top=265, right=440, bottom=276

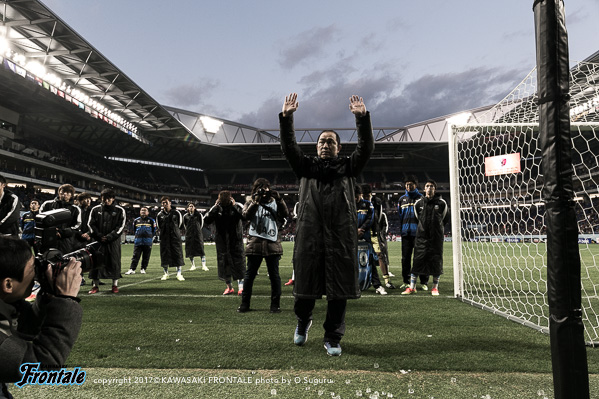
left=1, top=17, right=55, bottom=27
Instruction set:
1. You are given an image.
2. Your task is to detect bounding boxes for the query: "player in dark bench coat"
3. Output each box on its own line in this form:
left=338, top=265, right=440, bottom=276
left=156, top=196, right=186, bottom=281
left=280, top=93, right=373, bottom=356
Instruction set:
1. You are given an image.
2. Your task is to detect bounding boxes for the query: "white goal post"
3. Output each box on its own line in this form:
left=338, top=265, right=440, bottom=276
left=449, top=63, right=599, bottom=346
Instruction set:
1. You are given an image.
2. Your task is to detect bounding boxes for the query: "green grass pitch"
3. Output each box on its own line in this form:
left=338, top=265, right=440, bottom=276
left=14, top=242, right=599, bottom=398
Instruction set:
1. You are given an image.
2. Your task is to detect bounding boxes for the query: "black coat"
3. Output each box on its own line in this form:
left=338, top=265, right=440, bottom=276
left=0, top=297, right=82, bottom=384
left=40, top=198, right=81, bottom=253
left=204, top=203, right=245, bottom=281
left=412, top=193, right=449, bottom=276
left=280, top=111, right=373, bottom=300
left=157, top=208, right=185, bottom=268
left=87, top=203, right=126, bottom=279
left=184, top=210, right=205, bottom=258
left=0, top=188, right=21, bottom=237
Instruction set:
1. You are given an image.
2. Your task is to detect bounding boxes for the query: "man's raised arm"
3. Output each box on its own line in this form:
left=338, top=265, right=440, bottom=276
left=280, top=92, right=304, bottom=175
left=349, top=95, right=374, bottom=174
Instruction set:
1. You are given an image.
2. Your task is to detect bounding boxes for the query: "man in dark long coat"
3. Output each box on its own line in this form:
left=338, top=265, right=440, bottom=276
left=87, top=189, right=126, bottom=294
left=184, top=202, right=207, bottom=271
left=156, top=196, right=185, bottom=281
left=204, top=191, right=246, bottom=295
left=39, top=184, right=81, bottom=253
left=280, top=93, right=373, bottom=356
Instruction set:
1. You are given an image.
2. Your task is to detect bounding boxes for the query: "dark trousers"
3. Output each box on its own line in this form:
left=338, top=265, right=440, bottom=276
left=130, top=245, right=152, bottom=270
left=242, top=255, right=281, bottom=308
left=401, top=236, right=428, bottom=284
left=371, top=254, right=382, bottom=288
left=294, top=297, right=347, bottom=344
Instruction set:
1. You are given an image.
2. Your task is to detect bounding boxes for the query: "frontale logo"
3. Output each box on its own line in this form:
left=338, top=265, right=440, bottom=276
left=15, top=363, right=86, bottom=388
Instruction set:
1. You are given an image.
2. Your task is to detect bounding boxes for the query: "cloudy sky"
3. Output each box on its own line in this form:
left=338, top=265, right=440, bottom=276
left=43, top=0, right=599, bottom=130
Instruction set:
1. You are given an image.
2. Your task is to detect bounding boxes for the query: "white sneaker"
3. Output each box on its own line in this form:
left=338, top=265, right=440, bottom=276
left=189, top=265, right=197, bottom=271
left=140, top=269, right=146, bottom=274
left=177, top=274, right=185, bottom=281
left=375, top=286, right=388, bottom=295
left=125, top=269, right=135, bottom=275
left=202, top=265, right=209, bottom=271
left=161, top=274, right=169, bottom=281
left=388, top=272, right=395, bottom=277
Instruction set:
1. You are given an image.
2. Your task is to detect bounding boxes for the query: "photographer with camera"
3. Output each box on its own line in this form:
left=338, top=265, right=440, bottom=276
left=204, top=191, right=246, bottom=295
left=39, top=184, right=81, bottom=253
left=0, top=236, right=83, bottom=398
left=237, top=178, right=288, bottom=313
left=87, top=189, right=126, bottom=294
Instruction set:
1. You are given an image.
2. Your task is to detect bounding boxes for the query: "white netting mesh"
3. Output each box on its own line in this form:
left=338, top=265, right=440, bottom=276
left=451, top=62, right=599, bottom=345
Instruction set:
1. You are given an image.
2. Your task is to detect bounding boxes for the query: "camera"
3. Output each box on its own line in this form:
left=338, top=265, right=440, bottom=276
left=255, top=188, right=272, bottom=203
left=33, top=209, right=102, bottom=295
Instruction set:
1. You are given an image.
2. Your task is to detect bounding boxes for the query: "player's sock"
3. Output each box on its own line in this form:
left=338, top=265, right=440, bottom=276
left=201, top=256, right=206, bottom=267
left=433, top=275, right=440, bottom=290
left=409, top=274, right=417, bottom=289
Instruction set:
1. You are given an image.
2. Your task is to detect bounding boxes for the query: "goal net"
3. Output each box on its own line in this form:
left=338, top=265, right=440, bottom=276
left=449, top=62, right=599, bottom=346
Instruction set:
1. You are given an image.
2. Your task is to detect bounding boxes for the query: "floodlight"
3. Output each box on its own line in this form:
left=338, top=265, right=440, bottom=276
left=446, top=112, right=472, bottom=126
left=26, top=61, right=46, bottom=77
left=200, top=116, right=224, bottom=134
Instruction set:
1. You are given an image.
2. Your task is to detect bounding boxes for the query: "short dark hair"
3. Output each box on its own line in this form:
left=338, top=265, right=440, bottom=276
left=161, top=196, right=171, bottom=203
left=0, top=236, right=33, bottom=282
left=425, top=180, right=437, bottom=189
left=100, top=188, right=115, bottom=199
left=218, top=191, right=232, bottom=205
left=361, top=184, right=372, bottom=195
left=77, top=192, right=92, bottom=201
left=252, top=178, right=270, bottom=194
left=0, top=174, right=6, bottom=185
left=405, top=175, right=418, bottom=185
left=317, top=130, right=341, bottom=146
left=354, top=184, right=362, bottom=196
left=30, top=198, right=40, bottom=205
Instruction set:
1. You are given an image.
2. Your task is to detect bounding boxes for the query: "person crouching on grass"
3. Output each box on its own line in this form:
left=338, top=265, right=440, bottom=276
left=238, top=178, right=289, bottom=313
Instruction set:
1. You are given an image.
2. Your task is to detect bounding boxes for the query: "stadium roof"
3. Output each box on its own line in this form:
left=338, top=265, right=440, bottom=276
left=0, top=0, right=460, bottom=178
left=8, top=1, right=597, bottom=181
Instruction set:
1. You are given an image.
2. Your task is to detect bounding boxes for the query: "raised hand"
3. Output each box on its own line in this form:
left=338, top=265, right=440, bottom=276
left=349, top=95, right=366, bottom=116
left=282, top=93, right=299, bottom=117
